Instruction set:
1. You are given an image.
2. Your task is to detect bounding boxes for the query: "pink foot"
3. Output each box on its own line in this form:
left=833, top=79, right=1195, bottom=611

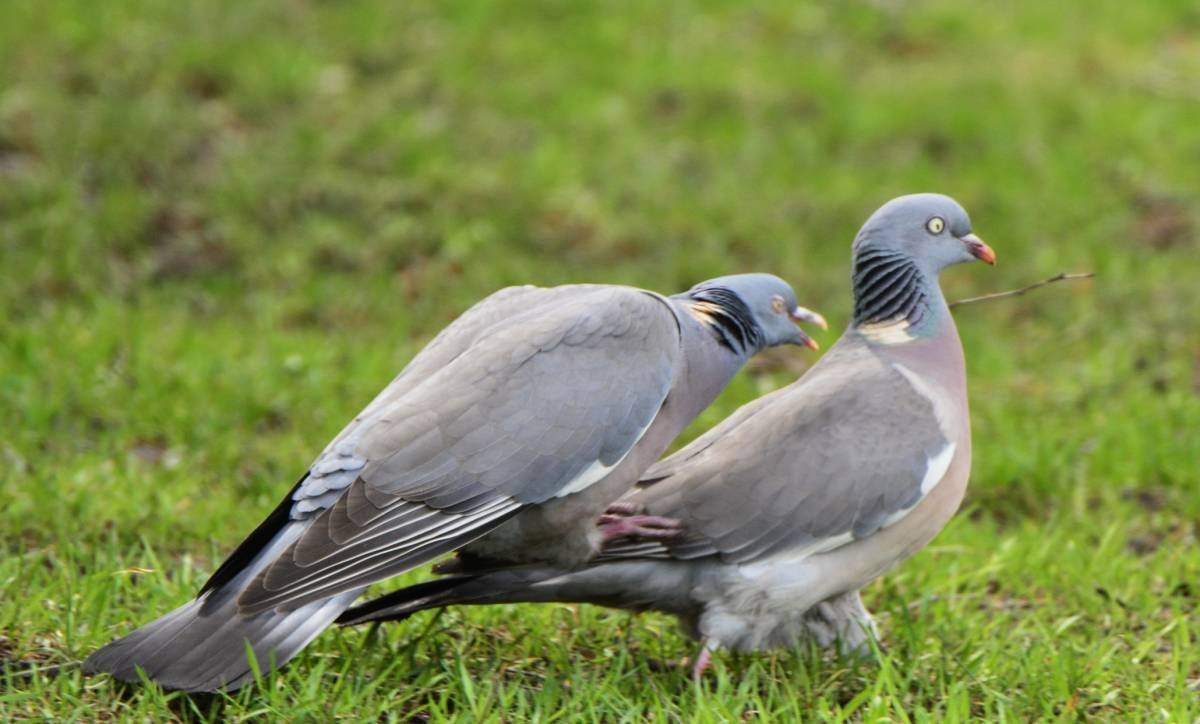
left=691, top=647, right=713, bottom=680
left=596, top=513, right=683, bottom=544
left=604, top=500, right=641, bottom=516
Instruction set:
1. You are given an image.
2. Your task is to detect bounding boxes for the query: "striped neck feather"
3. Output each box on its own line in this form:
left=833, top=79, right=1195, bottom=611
left=851, top=248, right=932, bottom=333
left=682, top=286, right=763, bottom=355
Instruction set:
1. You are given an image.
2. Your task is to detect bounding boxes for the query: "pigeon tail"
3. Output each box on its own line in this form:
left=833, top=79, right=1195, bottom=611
left=338, top=561, right=698, bottom=626
left=335, top=571, right=545, bottom=625
left=84, top=519, right=362, bottom=692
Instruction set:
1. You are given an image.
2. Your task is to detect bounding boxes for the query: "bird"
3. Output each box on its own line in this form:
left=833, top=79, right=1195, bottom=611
left=336, top=193, right=997, bottom=678
left=84, top=273, right=826, bottom=692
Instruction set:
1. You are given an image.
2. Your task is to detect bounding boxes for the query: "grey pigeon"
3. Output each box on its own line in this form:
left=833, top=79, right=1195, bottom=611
left=85, top=273, right=824, bottom=691
left=338, top=193, right=997, bottom=677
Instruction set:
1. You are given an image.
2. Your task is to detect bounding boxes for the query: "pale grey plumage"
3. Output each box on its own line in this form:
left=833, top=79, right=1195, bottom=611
left=340, top=193, right=996, bottom=668
left=623, top=335, right=952, bottom=563
left=85, top=273, right=814, bottom=691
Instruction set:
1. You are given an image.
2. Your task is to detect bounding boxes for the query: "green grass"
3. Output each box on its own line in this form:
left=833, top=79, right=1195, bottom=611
left=2, top=0, right=1199, bottom=719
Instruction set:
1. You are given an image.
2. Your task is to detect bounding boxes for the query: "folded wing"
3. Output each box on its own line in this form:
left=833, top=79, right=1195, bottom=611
left=235, top=286, right=682, bottom=613
left=609, top=343, right=950, bottom=565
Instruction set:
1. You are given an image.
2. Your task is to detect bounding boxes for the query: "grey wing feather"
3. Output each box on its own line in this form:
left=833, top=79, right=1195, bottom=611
left=618, top=340, right=949, bottom=564
left=238, top=286, right=681, bottom=612
left=289, top=286, right=583, bottom=515
left=638, top=391, right=778, bottom=485
left=303, top=285, right=598, bottom=489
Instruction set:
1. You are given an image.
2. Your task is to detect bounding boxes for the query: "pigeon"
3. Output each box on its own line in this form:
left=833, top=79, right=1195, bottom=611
left=337, top=193, right=997, bottom=678
left=85, top=273, right=825, bottom=691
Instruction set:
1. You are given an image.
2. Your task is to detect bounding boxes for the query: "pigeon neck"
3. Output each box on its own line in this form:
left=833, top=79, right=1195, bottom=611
left=674, top=286, right=763, bottom=358
left=850, top=248, right=945, bottom=340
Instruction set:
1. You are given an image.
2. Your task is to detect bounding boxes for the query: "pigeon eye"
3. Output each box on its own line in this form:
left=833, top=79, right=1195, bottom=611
left=770, top=295, right=787, bottom=314
left=925, top=217, right=946, bottom=234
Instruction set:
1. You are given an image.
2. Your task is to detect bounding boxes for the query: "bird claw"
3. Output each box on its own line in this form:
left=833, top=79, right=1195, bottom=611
left=603, top=500, right=642, bottom=516
left=596, top=513, right=684, bottom=544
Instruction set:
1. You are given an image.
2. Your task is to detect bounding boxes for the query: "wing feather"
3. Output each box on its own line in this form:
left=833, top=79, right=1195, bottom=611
left=612, top=339, right=950, bottom=565
left=235, top=286, right=681, bottom=613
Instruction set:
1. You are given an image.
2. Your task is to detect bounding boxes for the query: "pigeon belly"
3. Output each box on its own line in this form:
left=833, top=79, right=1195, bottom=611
left=695, top=439, right=971, bottom=653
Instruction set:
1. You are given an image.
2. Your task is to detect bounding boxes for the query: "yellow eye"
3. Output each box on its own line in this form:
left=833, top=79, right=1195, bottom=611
left=926, top=217, right=945, bottom=234
left=770, top=295, right=787, bottom=314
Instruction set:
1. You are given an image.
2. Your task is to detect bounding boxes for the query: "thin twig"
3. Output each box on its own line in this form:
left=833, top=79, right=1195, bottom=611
left=949, top=272, right=1094, bottom=308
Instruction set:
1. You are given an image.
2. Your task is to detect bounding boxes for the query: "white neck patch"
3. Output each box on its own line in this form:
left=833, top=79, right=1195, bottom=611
left=858, top=318, right=916, bottom=345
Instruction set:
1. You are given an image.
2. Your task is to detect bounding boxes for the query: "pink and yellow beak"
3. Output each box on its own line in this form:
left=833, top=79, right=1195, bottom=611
left=962, top=233, right=997, bottom=265
left=788, top=306, right=828, bottom=350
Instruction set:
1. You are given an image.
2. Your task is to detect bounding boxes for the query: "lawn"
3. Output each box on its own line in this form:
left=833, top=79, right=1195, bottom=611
left=2, top=0, right=1199, bottom=720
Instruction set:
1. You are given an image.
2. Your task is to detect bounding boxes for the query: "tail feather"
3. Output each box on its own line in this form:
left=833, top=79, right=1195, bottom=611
left=336, top=571, right=554, bottom=625
left=85, top=520, right=363, bottom=692
left=338, top=561, right=697, bottom=627
left=84, top=591, right=358, bottom=691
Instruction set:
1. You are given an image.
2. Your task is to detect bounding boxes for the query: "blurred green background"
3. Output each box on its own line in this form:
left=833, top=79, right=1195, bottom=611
left=2, top=0, right=1198, bottom=719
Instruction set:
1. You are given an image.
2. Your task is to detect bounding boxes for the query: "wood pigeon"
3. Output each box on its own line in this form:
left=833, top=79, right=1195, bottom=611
left=84, top=273, right=824, bottom=691
left=339, top=193, right=997, bottom=678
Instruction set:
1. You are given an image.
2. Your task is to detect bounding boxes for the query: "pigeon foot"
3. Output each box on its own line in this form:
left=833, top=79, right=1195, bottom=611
left=690, top=647, right=713, bottom=680
left=603, top=500, right=642, bottom=516
left=596, top=513, right=683, bottom=544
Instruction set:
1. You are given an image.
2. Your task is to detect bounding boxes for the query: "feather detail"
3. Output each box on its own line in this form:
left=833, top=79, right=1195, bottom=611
left=681, top=287, right=763, bottom=355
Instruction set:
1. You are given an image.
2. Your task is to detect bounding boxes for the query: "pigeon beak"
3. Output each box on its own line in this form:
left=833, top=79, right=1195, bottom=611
left=794, top=330, right=820, bottom=351
left=962, top=233, right=997, bottom=265
left=787, top=307, right=825, bottom=351
left=789, top=306, right=828, bottom=330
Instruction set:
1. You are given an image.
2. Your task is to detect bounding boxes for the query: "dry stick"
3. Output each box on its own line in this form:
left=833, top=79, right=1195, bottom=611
left=948, top=272, right=1094, bottom=308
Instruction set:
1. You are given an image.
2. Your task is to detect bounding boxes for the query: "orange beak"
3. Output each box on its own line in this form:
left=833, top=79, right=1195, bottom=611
left=962, top=233, right=997, bottom=265
left=788, top=306, right=826, bottom=351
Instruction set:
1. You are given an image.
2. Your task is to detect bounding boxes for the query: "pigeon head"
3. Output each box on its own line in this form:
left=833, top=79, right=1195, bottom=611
left=853, top=193, right=995, bottom=274
left=679, top=273, right=827, bottom=353
left=850, top=194, right=996, bottom=330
